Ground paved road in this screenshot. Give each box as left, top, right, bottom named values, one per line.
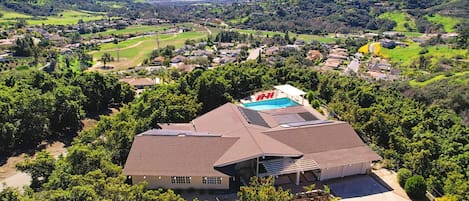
left=328, top=175, right=410, bottom=201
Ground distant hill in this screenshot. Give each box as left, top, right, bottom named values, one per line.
left=0, top=0, right=148, bottom=17
left=192, top=0, right=468, bottom=34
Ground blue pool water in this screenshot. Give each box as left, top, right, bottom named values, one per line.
left=243, top=97, right=299, bottom=111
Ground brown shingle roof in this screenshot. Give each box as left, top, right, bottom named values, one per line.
left=119, top=78, right=157, bottom=86
left=265, top=122, right=382, bottom=167
left=192, top=103, right=303, bottom=167
left=303, top=146, right=381, bottom=168
left=266, top=122, right=364, bottom=153
left=122, top=135, right=238, bottom=176
left=124, top=103, right=381, bottom=177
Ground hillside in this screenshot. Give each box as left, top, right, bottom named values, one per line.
left=194, top=0, right=468, bottom=34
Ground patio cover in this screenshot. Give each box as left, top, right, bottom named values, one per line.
left=274, top=84, right=306, bottom=97
left=259, top=158, right=320, bottom=177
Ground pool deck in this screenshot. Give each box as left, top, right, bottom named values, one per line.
left=239, top=90, right=327, bottom=120
left=241, top=90, right=309, bottom=106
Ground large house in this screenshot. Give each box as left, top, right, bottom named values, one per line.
left=123, top=101, right=381, bottom=190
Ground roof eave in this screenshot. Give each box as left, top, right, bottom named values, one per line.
left=213, top=153, right=303, bottom=168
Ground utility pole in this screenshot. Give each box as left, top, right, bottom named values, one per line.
left=117, top=46, right=120, bottom=62
left=156, top=31, right=160, bottom=51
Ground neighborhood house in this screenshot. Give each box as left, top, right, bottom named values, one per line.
left=123, top=87, right=382, bottom=190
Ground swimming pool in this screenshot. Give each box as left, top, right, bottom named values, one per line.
left=243, top=97, right=299, bottom=111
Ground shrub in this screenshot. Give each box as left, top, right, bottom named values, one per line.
left=311, top=100, right=320, bottom=109
left=397, top=168, right=412, bottom=187
left=306, top=91, right=315, bottom=103
left=405, top=175, right=427, bottom=199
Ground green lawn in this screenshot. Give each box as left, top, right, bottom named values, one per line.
left=410, top=71, right=469, bottom=87
left=0, top=10, right=32, bottom=19
left=82, top=25, right=172, bottom=37
left=0, top=9, right=104, bottom=25
left=235, top=29, right=337, bottom=43
left=28, top=10, right=104, bottom=25
left=296, top=33, right=338, bottom=43
left=402, top=32, right=424, bottom=37
left=378, top=11, right=416, bottom=32
left=229, top=16, right=249, bottom=25
left=425, top=14, right=461, bottom=32
left=91, top=31, right=208, bottom=69
left=380, top=43, right=468, bottom=66
left=99, top=34, right=173, bottom=50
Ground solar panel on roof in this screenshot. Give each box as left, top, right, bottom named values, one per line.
left=282, top=120, right=332, bottom=128
left=273, top=114, right=305, bottom=124
left=298, top=112, right=319, bottom=121
left=238, top=107, right=270, bottom=128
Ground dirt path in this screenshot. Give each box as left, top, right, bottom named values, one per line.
left=204, top=26, right=212, bottom=35
left=0, top=116, right=103, bottom=191
left=89, top=41, right=145, bottom=55
left=0, top=142, right=66, bottom=191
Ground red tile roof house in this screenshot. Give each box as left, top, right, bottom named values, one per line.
left=123, top=103, right=381, bottom=190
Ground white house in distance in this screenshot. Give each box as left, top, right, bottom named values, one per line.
left=123, top=85, right=381, bottom=190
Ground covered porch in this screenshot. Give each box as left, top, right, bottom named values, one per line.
left=274, top=84, right=307, bottom=105
left=258, top=158, right=320, bottom=186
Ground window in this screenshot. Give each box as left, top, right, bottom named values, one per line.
left=171, top=176, right=191, bottom=184
left=202, top=177, right=222, bottom=184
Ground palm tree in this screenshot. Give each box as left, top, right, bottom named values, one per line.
left=101, top=53, right=114, bottom=68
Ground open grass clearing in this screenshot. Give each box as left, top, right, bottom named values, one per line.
left=91, top=31, right=208, bottom=70
left=28, top=10, right=104, bottom=25
left=0, top=10, right=32, bottom=19
left=82, top=25, right=173, bottom=37
left=0, top=9, right=104, bottom=25
left=380, top=43, right=468, bottom=66
left=378, top=11, right=416, bottom=32
left=235, top=29, right=337, bottom=43
left=425, top=14, right=461, bottom=32
left=409, top=71, right=469, bottom=87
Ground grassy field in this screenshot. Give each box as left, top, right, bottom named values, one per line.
left=380, top=43, right=468, bottom=66
left=29, top=10, right=104, bottom=25
left=229, top=16, right=249, bottom=25
left=91, top=31, right=209, bottom=70
left=235, top=29, right=338, bottom=43
left=402, top=32, right=424, bottom=37
left=425, top=14, right=461, bottom=32
left=0, top=10, right=32, bottom=19
left=378, top=11, right=416, bottom=32
left=0, top=9, right=104, bottom=25
left=82, top=25, right=173, bottom=37
left=409, top=71, right=469, bottom=87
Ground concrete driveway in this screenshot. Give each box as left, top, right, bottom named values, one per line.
left=327, top=175, right=409, bottom=201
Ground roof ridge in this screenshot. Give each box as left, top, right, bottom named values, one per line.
left=233, top=104, right=303, bottom=157
left=230, top=104, right=264, bottom=153
left=265, top=120, right=346, bottom=133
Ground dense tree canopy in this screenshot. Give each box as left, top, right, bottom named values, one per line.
left=1, top=60, right=468, bottom=200
left=238, top=176, right=293, bottom=201
left=0, top=70, right=134, bottom=155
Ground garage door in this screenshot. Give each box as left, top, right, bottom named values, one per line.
left=321, top=166, right=343, bottom=180
left=343, top=163, right=363, bottom=177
